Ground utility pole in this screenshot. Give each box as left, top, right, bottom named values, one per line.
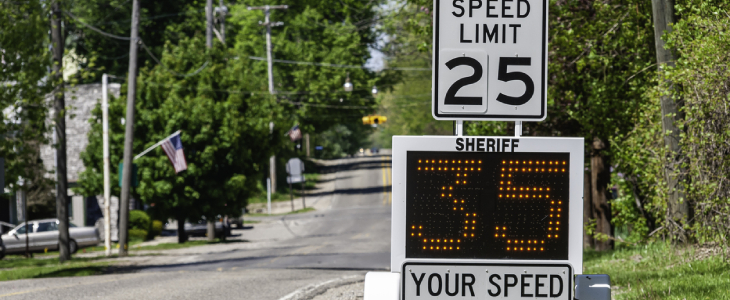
left=51, top=0, right=71, bottom=262
left=651, top=0, right=690, bottom=237
left=250, top=5, right=287, bottom=197
left=215, top=0, right=228, bottom=44
left=119, top=0, right=141, bottom=257
left=206, top=0, right=216, bottom=242
left=248, top=5, right=288, bottom=94
left=102, top=74, right=112, bottom=256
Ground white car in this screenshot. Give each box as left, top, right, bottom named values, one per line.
left=0, top=219, right=100, bottom=259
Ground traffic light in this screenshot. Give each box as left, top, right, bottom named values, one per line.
left=362, top=115, right=388, bottom=125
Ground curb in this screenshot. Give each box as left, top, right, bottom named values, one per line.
left=278, top=275, right=365, bottom=300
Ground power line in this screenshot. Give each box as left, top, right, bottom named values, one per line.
left=65, top=10, right=209, bottom=78
left=248, top=56, right=429, bottom=71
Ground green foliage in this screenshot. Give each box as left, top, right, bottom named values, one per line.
left=128, top=210, right=151, bottom=231
left=148, top=220, right=163, bottom=239
left=66, top=0, right=198, bottom=82
left=372, top=3, right=451, bottom=148
left=663, top=1, right=730, bottom=247
left=0, top=2, right=54, bottom=197
left=127, top=228, right=148, bottom=242
left=229, top=0, right=384, bottom=139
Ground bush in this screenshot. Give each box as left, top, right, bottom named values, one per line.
left=129, top=210, right=151, bottom=232
left=147, top=220, right=163, bottom=240
left=128, top=228, right=148, bottom=242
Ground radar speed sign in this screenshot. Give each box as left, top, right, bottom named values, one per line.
left=433, top=0, right=548, bottom=121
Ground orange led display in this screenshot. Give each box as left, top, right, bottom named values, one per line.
left=408, top=152, right=570, bottom=259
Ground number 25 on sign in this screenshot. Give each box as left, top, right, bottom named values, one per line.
left=433, top=0, right=548, bottom=121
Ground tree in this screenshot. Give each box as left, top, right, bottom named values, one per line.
left=66, top=0, right=199, bottom=82
left=230, top=0, right=385, bottom=143
left=372, top=3, right=452, bottom=148
left=401, top=0, right=658, bottom=250
left=0, top=2, right=54, bottom=226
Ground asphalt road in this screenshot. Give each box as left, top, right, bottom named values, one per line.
left=0, top=154, right=392, bottom=300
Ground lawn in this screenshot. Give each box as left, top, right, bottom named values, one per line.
left=0, top=256, right=108, bottom=281
left=584, top=242, right=730, bottom=299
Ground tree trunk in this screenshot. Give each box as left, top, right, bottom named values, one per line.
left=51, top=1, right=71, bottom=262
left=207, top=220, right=215, bottom=242
left=583, top=170, right=594, bottom=249
left=177, top=215, right=187, bottom=244
left=651, top=0, right=691, bottom=238
left=591, top=137, right=612, bottom=251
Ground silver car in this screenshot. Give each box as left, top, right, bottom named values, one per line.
left=0, top=219, right=100, bottom=259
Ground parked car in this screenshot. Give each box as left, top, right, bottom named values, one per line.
left=0, top=221, right=14, bottom=235
left=0, top=219, right=100, bottom=259
left=163, top=219, right=224, bottom=237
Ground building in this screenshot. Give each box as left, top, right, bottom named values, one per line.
left=0, top=82, right=121, bottom=228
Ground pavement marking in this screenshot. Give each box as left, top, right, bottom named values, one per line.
left=381, top=157, right=391, bottom=206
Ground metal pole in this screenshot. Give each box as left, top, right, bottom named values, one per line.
left=265, top=7, right=274, bottom=94
left=301, top=182, right=305, bottom=209
left=289, top=181, right=294, bottom=212
left=102, top=74, right=112, bottom=256
left=267, top=178, right=271, bottom=215
left=454, top=120, right=463, bottom=136
left=514, top=121, right=522, bottom=137
left=119, top=0, right=141, bottom=257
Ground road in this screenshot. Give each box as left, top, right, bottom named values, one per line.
left=0, top=154, right=392, bottom=300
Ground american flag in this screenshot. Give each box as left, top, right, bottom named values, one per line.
left=288, top=125, right=302, bottom=142
left=160, top=132, right=188, bottom=173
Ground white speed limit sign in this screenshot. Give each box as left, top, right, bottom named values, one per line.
left=432, top=0, right=548, bottom=121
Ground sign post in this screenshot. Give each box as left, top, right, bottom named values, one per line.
left=286, top=158, right=306, bottom=211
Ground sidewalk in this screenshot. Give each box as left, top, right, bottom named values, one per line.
left=247, top=158, right=340, bottom=215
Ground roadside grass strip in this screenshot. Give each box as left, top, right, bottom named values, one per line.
left=0, top=257, right=108, bottom=281
left=584, top=242, right=730, bottom=299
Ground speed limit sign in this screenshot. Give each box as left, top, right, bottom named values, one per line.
left=432, top=0, right=548, bottom=121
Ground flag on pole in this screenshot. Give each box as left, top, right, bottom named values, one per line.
left=288, top=125, right=302, bottom=142
left=160, top=132, right=188, bottom=173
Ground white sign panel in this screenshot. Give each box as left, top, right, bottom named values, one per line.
left=433, top=0, right=548, bottom=121
left=402, top=263, right=572, bottom=300
left=391, top=136, right=584, bottom=274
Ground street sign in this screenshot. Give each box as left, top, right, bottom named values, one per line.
left=391, top=136, right=584, bottom=277
left=432, top=0, right=548, bottom=121
left=402, top=262, right=572, bottom=300
left=286, top=158, right=304, bottom=176
left=287, top=175, right=305, bottom=184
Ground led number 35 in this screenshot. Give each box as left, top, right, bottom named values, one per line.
left=444, top=57, right=535, bottom=106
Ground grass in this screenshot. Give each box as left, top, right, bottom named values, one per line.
left=248, top=173, right=319, bottom=204
left=0, top=256, right=109, bottom=281
left=246, top=207, right=315, bottom=217
left=584, top=242, right=730, bottom=299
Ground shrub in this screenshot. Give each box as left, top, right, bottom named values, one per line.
left=128, top=228, right=148, bottom=242
left=147, top=220, right=163, bottom=240
left=129, top=210, right=151, bottom=232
